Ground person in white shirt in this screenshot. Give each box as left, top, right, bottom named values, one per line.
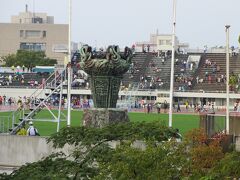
left=27, top=121, right=39, bottom=136
left=8, top=74, right=12, bottom=84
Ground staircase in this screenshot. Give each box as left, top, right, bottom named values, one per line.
left=0, top=68, right=66, bottom=135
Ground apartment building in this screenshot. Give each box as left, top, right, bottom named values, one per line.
left=0, top=5, right=68, bottom=64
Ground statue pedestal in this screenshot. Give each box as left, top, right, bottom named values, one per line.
left=82, top=108, right=129, bottom=128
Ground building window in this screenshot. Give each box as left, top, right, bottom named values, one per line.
left=20, top=43, right=46, bottom=51
left=43, top=31, right=47, bottom=38
left=32, top=17, right=43, bottom=24
left=166, top=40, right=172, bottom=45
left=20, top=30, right=24, bottom=38
left=159, top=40, right=166, bottom=45
left=25, top=30, right=41, bottom=38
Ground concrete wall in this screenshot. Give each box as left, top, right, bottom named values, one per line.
left=0, top=134, right=239, bottom=172
left=0, top=135, right=72, bottom=167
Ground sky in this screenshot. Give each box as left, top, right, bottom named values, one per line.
left=0, top=0, right=239, bottom=49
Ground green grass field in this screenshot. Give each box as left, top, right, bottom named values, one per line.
left=0, top=110, right=200, bottom=136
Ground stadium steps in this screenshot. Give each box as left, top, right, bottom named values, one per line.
left=144, top=56, right=172, bottom=90
left=122, top=52, right=154, bottom=88
left=173, top=54, right=190, bottom=90
left=8, top=73, right=52, bottom=87
left=192, top=53, right=240, bottom=92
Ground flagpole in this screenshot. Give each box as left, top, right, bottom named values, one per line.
left=67, top=0, right=72, bottom=127
left=225, top=25, right=230, bottom=134
left=169, top=0, right=177, bottom=127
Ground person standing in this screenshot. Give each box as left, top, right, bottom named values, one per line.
left=186, top=101, right=189, bottom=109
left=17, top=125, right=27, bottom=135
left=163, top=100, right=168, bottom=113
left=156, top=103, right=161, bottom=114
left=142, top=44, right=145, bottom=53
left=147, top=103, right=151, bottom=114
left=22, top=65, right=25, bottom=72
left=27, top=121, right=40, bottom=136
left=177, top=102, right=181, bottom=112
left=204, top=45, right=208, bottom=53
left=147, top=44, right=150, bottom=52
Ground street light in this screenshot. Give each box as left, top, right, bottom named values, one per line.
left=225, top=25, right=230, bottom=134
left=169, top=0, right=177, bottom=127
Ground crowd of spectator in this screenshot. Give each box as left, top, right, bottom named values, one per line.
left=0, top=94, right=94, bottom=111
left=195, top=58, right=226, bottom=85
left=0, top=95, right=15, bottom=106
left=137, top=50, right=173, bottom=90
left=0, top=72, right=44, bottom=87
left=139, top=74, right=165, bottom=89
left=71, top=70, right=89, bottom=89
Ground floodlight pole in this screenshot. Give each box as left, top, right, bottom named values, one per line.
left=169, top=0, right=177, bottom=127
left=225, top=25, right=230, bottom=134
left=67, top=0, right=72, bottom=127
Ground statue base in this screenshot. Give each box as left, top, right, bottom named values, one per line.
left=82, top=108, right=129, bottom=128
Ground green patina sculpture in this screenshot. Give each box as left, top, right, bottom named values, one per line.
left=79, top=45, right=133, bottom=108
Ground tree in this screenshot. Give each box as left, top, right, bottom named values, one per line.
left=229, top=74, right=238, bottom=91
left=184, top=129, right=224, bottom=178
left=1, top=124, right=236, bottom=179
left=1, top=122, right=185, bottom=180
left=238, top=35, right=240, bottom=46
left=206, top=151, right=240, bottom=179
left=2, top=50, right=57, bottom=67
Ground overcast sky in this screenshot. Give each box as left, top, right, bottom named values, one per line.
left=1, top=0, right=239, bottom=49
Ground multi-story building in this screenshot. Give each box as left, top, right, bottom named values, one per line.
left=135, top=30, right=189, bottom=53
left=0, top=5, right=68, bottom=64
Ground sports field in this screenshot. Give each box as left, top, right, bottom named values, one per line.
left=0, top=110, right=200, bottom=136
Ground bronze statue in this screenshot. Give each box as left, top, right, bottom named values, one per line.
left=79, top=45, right=133, bottom=108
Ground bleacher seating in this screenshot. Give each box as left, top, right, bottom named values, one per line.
left=142, top=55, right=171, bottom=90
left=1, top=52, right=240, bottom=93
left=192, top=53, right=239, bottom=92
left=122, top=52, right=154, bottom=88
left=0, top=72, right=53, bottom=87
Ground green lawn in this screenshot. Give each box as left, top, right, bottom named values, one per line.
left=0, top=110, right=200, bottom=136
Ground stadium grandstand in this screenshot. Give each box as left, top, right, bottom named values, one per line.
left=0, top=49, right=240, bottom=111
left=0, top=29, right=240, bottom=137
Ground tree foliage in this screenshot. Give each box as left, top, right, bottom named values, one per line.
left=229, top=74, right=238, bottom=86
left=1, top=123, right=239, bottom=179
left=184, top=129, right=224, bottom=178
left=2, top=50, right=57, bottom=67
left=206, top=151, right=240, bottom=179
